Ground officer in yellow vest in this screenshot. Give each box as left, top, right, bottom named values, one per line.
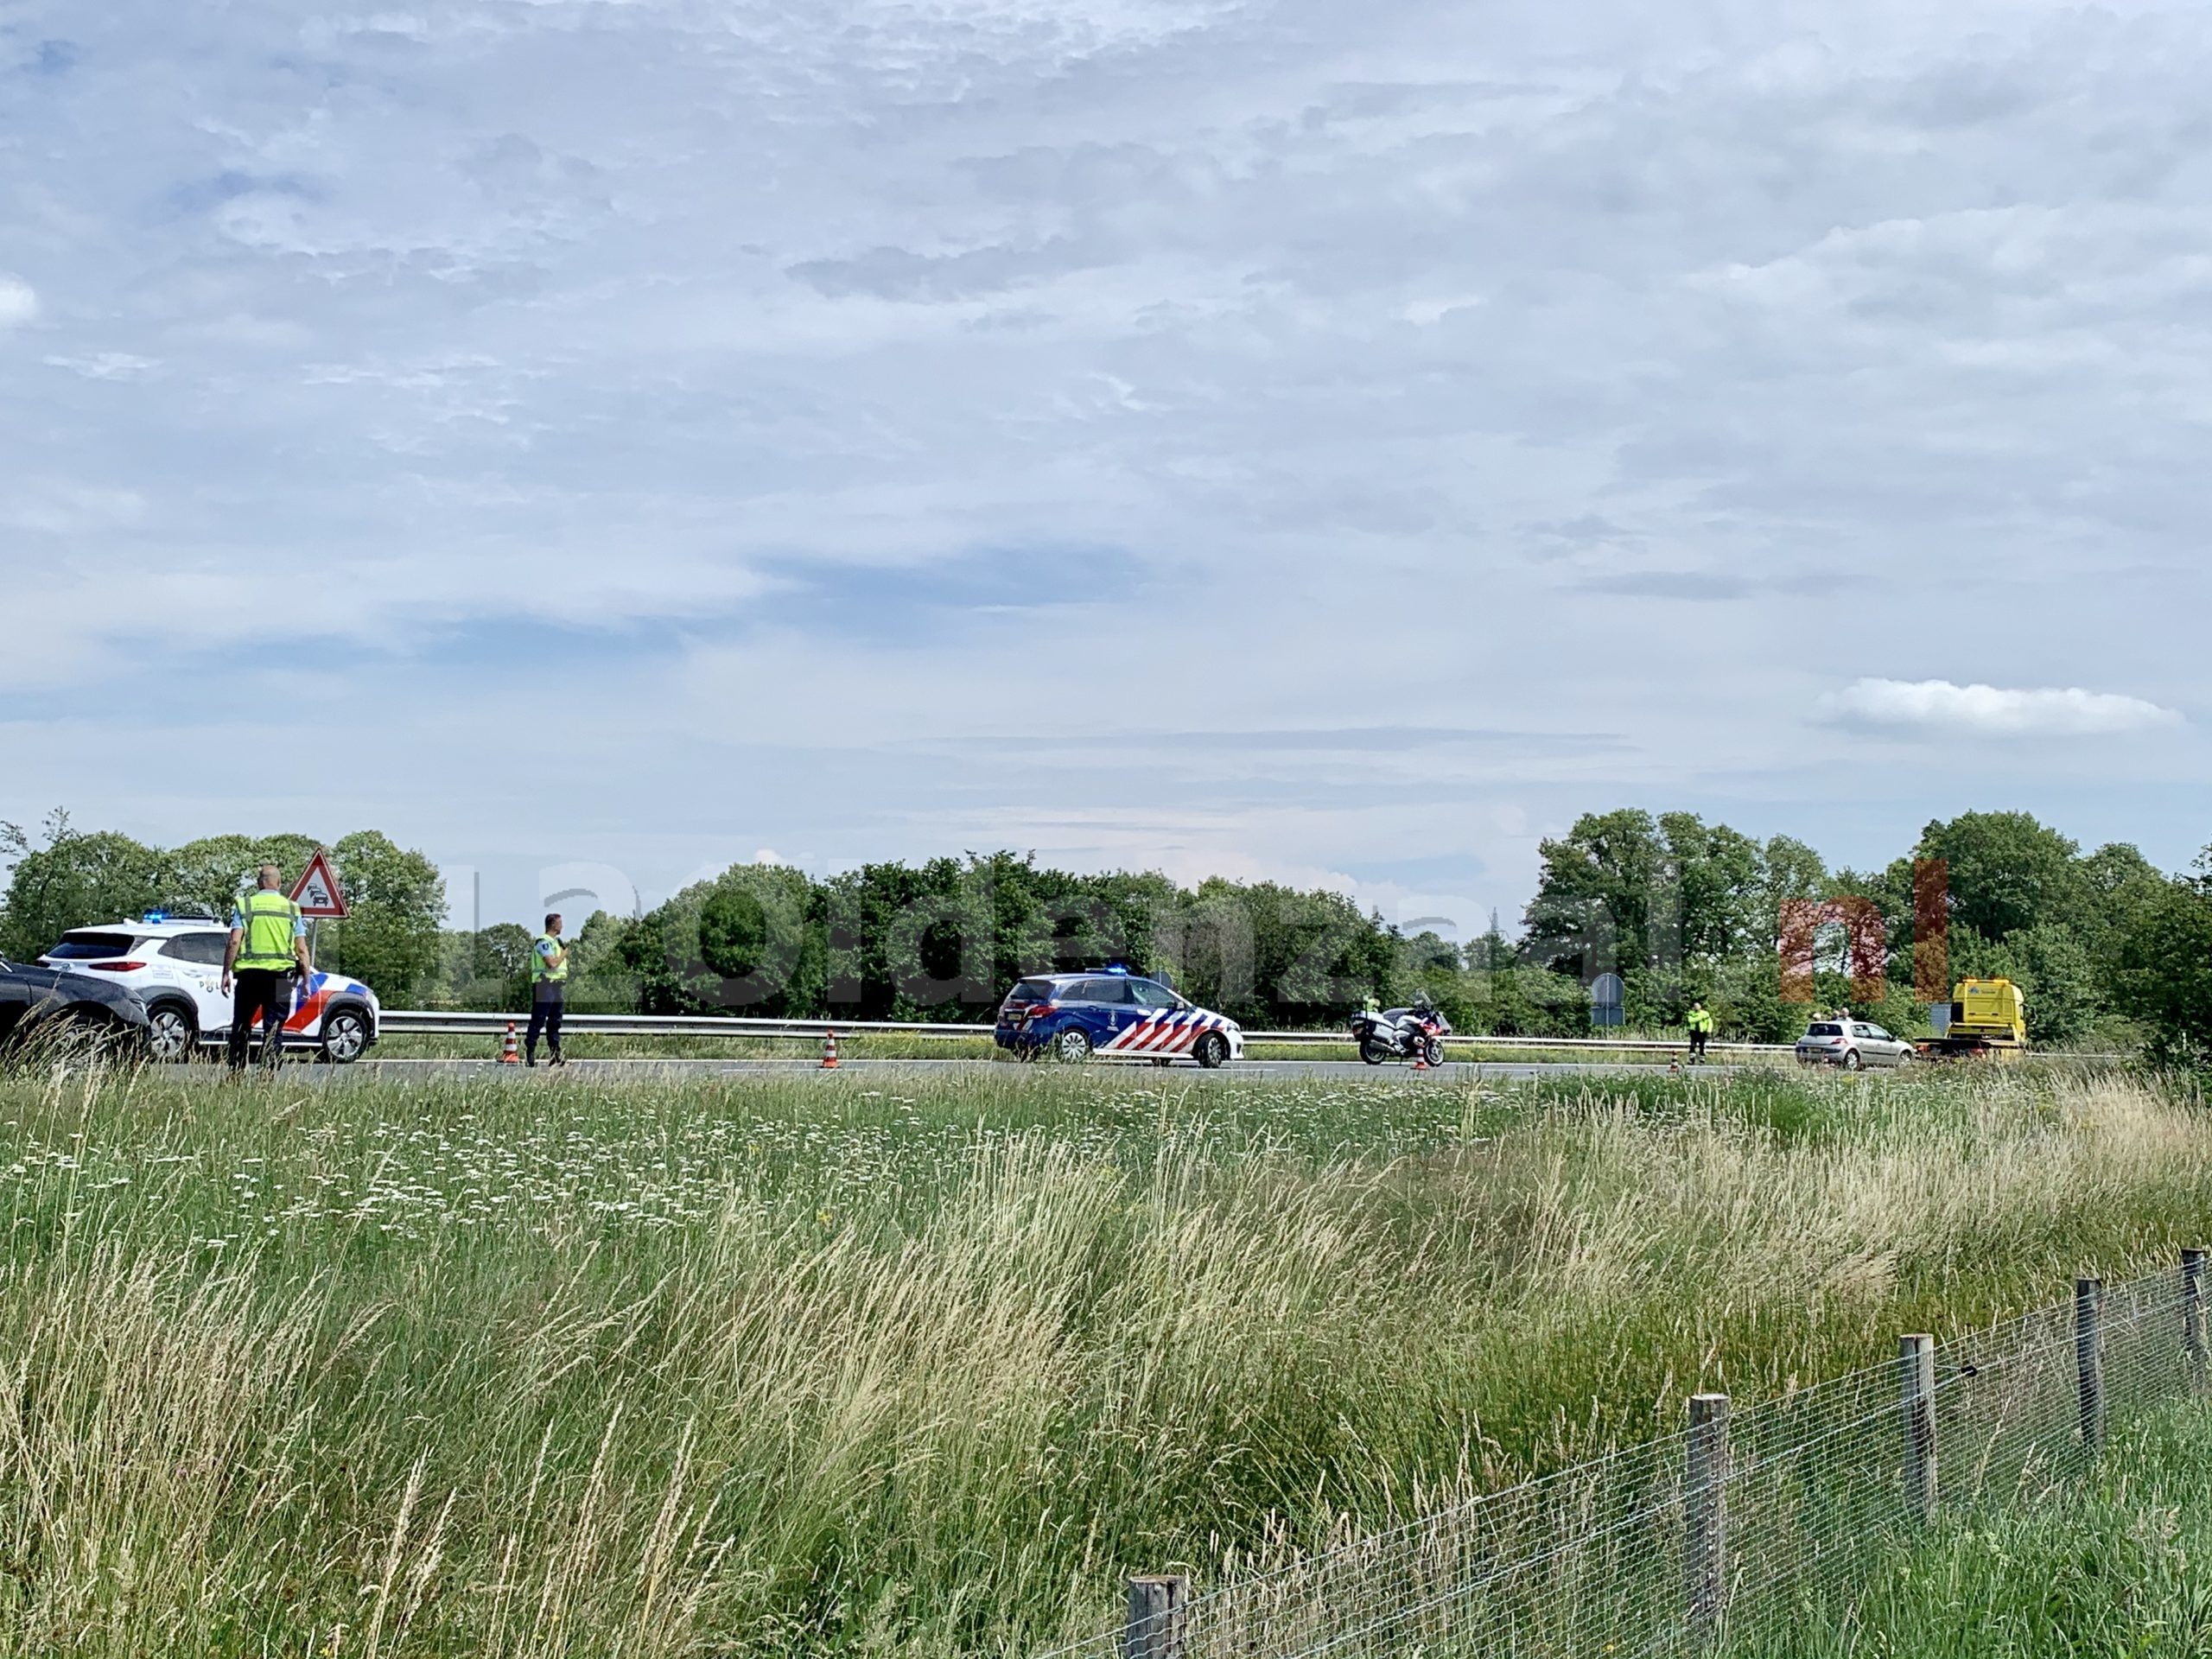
left=1686, top=999, right=1715, bottom=1064
left=526, top=912, right=569, bottom=1067
left=223, top=864, right=309, bottom=1071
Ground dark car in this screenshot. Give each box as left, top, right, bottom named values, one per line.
left=0, top=953, right=151, bottom=1057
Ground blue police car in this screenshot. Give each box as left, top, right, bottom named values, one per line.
left=995, top=968, right=1243, bottom=1067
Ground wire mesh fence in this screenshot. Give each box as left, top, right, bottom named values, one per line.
left=1039, top=1255, right=2211, bottom=1659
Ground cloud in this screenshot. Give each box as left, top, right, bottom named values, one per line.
left=9, top=0, right=2212, bottom=922
left=44, top=352, right=160, bottom=380
left=1820, top=678, right=2184, bottom=738
left=0, top=276, right=35, bottom=328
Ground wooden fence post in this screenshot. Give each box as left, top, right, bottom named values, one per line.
left=2184, top=1248, right=2208, bottom=1397
left=1899, top=1333, right=1936, bottom=1524
left=1125, top=1574, right=1188, bottom=1659
left=2075, top=1277, right=2104, bottom=1461
left=1686, top=1393, right=1730, bottom=1638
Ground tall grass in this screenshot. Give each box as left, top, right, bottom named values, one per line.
left=1728, top=1400, right=2212, bottom=1657
left=0, top=1061, right=2201, bottom=1655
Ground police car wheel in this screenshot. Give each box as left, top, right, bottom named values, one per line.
left=146, top=1002, right=197, bottom=1064
left=1054, top=1028, right=1092, bottom=1063
left=319, top=1009, right=370, bottom=1065
left=1194, top=1031, right=1230, bottom=1070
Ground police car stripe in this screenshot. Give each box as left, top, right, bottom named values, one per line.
left=1119, top=1019, right=1160, bottom=1052
left=284, top=982, right=333, bottom=1033
left=1080, top=1001, right=1236, bottom=1058
left=1140, top=1017, right=1187, bottom=1052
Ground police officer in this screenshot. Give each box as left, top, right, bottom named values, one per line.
left=223, top=864, right=308, bottom=1071
left=1686, top=999, right=1715, bottom=1063
left=526, top=912, right=568, bottom=1067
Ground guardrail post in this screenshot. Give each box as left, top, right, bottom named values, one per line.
left=2075, top=1277, right=2104, bottom=1460
left=1900, top=1333, right=1936, bottom=1523
left=1125, top=1574, right=1188, bottom=1659
left=1686, top=1393, right=1729, bottom=1638
left=2185, top=1249, right=2209, bottom=1397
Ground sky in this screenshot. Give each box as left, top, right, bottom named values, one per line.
left=3, top=0, right=2208, bottom=933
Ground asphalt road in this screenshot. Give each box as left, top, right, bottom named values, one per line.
left=337, top=1057, right=1677, bottom=1082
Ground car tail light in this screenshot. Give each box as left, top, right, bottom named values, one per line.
left=1024, top=1003, right=1055, bottom=1022
left=85, top=961, right=147, bottom=973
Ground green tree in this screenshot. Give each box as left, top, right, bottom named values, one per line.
left=2076, top=842, right=2167, bottom=976
left=2006, top=923, right=2102, bottom=1046
left=162, top=833, right=321, bottom=918
left=0, top=811, right=166, bottom=958
left=563, top=911, right=639, bottom=1014
left=1462, top=916, right=1588, bottom=1036
left=1708, top=950, right=1802, bottom=1043
left=474, top=925, right=537, bottom=1008
left=2113, top=874, right=2212, bottom=1068
left=1524, top=809, right=1664, bottom=980
left=1659, top=812, right=1768, bottom=964
left=320, top=832, right=446, bottom=1001
left=1916, top=810, right=2088, bottom=944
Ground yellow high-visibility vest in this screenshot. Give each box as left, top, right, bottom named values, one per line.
left=236, top=890, right=302, bottom=972
left=531, top=935, right=569, bottom=984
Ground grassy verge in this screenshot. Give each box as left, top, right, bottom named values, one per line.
left=0, top=1062, right=2202, bottom=1655
left=1730, top=1402, right=2212, bottom=1656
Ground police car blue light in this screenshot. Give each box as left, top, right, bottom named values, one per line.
left=994, top=971, right=1243, bottom=1068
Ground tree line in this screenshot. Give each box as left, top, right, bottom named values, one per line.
left=6, top=806, right=2212, bottom=1056
left=0, top=812, right=444, bottom=995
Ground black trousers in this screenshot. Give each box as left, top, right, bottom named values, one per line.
left=1688, top=1029, right=1709, bottom=1059
left=229, top=969, right=294, bottom=1070
left=526, top=989, right=564, bottom=1062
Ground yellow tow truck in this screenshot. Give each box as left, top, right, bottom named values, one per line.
left=1919, top=977, right=2028, bottom=1061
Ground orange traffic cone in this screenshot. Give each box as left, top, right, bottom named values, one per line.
left=499, top=1023, right=520, bottom=1065
left=1412, top=1049, right=1430, bottom=1071
left=821, top=1029, right=840, bottom=1070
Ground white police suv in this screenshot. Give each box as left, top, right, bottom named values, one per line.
left=994, top=967, right=1243, bottom=1067
left=40, top=914, right=381, bottom=1064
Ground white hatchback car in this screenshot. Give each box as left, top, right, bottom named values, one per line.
left=1795, top=1018, right=1916, bottom=1070
left=41, top=917, right=381, bottom=1064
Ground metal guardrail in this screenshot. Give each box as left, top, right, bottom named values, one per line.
left=382, top=1010, right=998, bottom=1039
left=378, top=1009, right=1796, bottom=1053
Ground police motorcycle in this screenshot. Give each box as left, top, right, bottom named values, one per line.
left=1351, top=999, right=1451, bottom=1066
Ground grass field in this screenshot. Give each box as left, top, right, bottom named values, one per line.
left=0, top=1058, right=2202, bottom=1655
left=1730, top=1399, right=2212, bottom=1657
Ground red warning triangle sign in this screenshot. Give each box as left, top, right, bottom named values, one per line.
left=289, top=849, right=349, bottom=918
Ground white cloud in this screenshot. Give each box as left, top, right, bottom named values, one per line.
left=44, top=352, right=160, bottom=380
left=0, top=276, right=35, bottom=328
left=1821, top=678, right=2184, bottom=738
